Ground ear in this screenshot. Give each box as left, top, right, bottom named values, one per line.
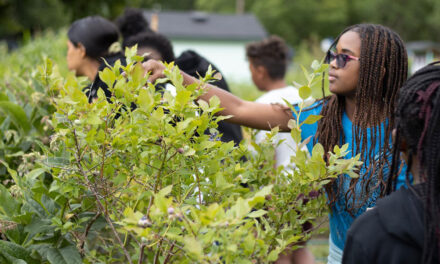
left=77, top=43, right=87, bottom=58
left=256, top=65, right=268, bottom=78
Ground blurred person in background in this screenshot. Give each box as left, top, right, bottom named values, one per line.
left=116, top=8, right=244, bottom=146
left=67, top=16, right=125, bottom=102
left=246, top=35, right=302, bottom=171
left=246, top=35, right=313, bottom=264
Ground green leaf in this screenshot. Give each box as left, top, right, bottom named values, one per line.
left=291, top=127, right=302, bottom=143
left=283, top=98, right=298, bottom=117
left=158, top=185, right=173, bottom=196
left=0, top=102, right=31, bottom=134
left=0, top=161, right=22, bottom=189
left=314, top=63, right=329, bottom=74
left=131, top=62, right=144, bottom=85
left=25, top=168, right=46, bottom=182
left=98, top=67, right=116, bottom=88
left=311, top=143, right=325, bottom=158
left=287, top=119, right=297, bottom=130
left=311, top=60, right=321, bottom=71
left=267, top=249, right=279, bottom=261
left=298, top=86, right=311, bottom=100
left=300, top=65, right=310, bottom=82
left=183, top=236, right=202, bottom=258
left=0, top=240, right=38, bottom=264
left=231, top=198, right=251, bottom=219
left=175, top=90, right=192, bottom=107
left=0, top=185, right=18, bottom=216
left=137, top=88, right=153, bottom=112
left=247, top=209, right=267, bottom=218
left=302, top=114, right=323, bottom=125
left=0, top=92, right=9, bottom=101
left=46, top=246, right=82, bottom=264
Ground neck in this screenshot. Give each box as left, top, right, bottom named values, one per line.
left=344, top=95, right=356, bottom=121
left=80, top=59, right=100, bottom=81
left=410, top=156, right=423, bottom=184
left=264, top=79, right=287, bottom=92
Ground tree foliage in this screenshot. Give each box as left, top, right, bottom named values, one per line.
left=196, top=0, right=440, bottom=44
left=1, top=0, right=439, bottom=45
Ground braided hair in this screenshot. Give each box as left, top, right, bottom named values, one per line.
left=388, top=62, right=440, bottom=263
left=315, top=24, right=408, bottom=213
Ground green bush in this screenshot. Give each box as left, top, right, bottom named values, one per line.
left=0, top=45, right=361, bottom=263
left=0, top=32, right=66, bottom=183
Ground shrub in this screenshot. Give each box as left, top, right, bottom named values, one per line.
left=0, top=46, right=361, bottom=263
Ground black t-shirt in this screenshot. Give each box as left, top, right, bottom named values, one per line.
left=343, top=185, right=438, bottom=264
left=86, top=53, right=126, bottom=102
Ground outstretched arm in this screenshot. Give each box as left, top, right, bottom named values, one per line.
left=143, top=60, right=293, bottom=131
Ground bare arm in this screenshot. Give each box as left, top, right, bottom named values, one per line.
left=143, top=60, right=293, bottom=131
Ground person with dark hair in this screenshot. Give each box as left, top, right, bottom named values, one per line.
left=342, top=62, right=440, bottom=264
left=116, top=8, right=174, bottom=63
left=115, top=8, right=153, bottom=41
left=124, top=32, right=175, bottom=63
left=67, top=16, right=125, bottom=102
left=246, top=35, right=302, bottom=171
left=116, top=8, right=244, bottom=146
left=142, top=23, right=410, bottom=263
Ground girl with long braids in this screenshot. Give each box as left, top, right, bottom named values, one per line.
left=343, top=62, right=440, bottom=264
left=142, top=24, right=409, bottom=263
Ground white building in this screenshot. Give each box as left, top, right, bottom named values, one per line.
left=143, top=10, right=268, bottom=83
left=406, top=41, right=440, bottom=73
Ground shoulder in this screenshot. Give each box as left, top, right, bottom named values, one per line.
left=348, top=207, right=382, bottom=239
left=344, top=189, right=423, bottom=264
left=343, top=208, right=382, bottom=263
left=256, top=86, right=300, bottom=104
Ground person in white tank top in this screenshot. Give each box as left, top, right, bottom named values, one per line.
left=247, top=36, right=303, bottom=173
left=246, top=36, right=314, bottom=264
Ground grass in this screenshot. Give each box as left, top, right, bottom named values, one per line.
left=309, top=238, right=329, bottom=263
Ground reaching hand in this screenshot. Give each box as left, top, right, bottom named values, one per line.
left=142, top=60, right=166, bottom=83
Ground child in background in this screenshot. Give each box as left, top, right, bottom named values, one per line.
left=116, top=8, right=244, bottom=146
left=246, top=35, right=302, bottom=172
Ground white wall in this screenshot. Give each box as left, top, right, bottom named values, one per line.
left=172, top=40, right=252, bottom=83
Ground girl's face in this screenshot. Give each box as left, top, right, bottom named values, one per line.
left=328, top=31, right=361, bottom=98
left=66, top=40, right=85, bottom=74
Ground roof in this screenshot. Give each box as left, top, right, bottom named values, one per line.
left=406, top=41, right=440, bottom=52
left=143, top=10, right=267, bottom=41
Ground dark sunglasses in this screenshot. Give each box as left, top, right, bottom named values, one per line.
left=325, top=50, right=360, bottom=68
